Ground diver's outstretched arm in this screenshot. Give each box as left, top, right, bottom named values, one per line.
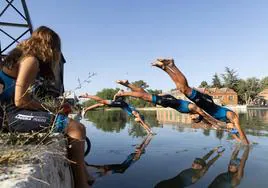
left=80, top=94, right=110, bottom=105
left=132, top=111, right=153, bottom=134
left=227, top=111, right=250, bottom=145
left=83, top=103, right=105, bottom=113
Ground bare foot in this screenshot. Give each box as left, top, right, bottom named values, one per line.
left=151, top=58, right=174, bottom=69
left=116, top=80, right=129, bottom=86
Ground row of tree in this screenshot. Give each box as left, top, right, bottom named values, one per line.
left=199, top=67, right=268, bottom=104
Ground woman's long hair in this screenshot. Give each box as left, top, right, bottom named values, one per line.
left=3, top=26, right=61, bottom=79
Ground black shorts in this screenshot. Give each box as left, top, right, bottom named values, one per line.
left=152, top=94, right=191, bottom=113
left=6, top=105, right=55, bottom=132
left=152, top=94, right=178, bottom=108
left=187, top=89, right=215, bottom=112
left=108, top=100, right=128, bottom=108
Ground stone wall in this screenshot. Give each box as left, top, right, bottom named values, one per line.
left=0, top=134, right=73, bottom=188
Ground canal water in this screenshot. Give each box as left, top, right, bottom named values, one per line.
left=83, top=109, right=268, bottom=188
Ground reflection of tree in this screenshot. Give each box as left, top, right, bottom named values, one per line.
left=128, top=119, right=147, bottom=137
left=85, top=110, right=127, bottom=133
left=215, top=129, right=224, bottom=140
left=128, top=111, right=159, bottom=137
left=139, top=111, right=159, bottom=128
left=176, top=126, right=185, bottom=132
left=85, top=110, right=160, bottom=136
left=239, top=112, right=268, bottom=137
left=203, top=129, right=211, bottom=136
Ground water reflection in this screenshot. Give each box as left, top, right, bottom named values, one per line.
left=86, top=134, right=153, bottom=182
left=85, top=110, right=127, bottom=133
left=208, top=145, right=250, bottom=188
left=155, top=146, right=225, bottom=188
left=85, top=109, right=268, bottom=139
left=84, top=109, right=268, bottom=188
left=247, top=109, right=268, bottom=123
left=85, top=110, right=160, bottom=137
left=157, top=108, right=268, bottom=137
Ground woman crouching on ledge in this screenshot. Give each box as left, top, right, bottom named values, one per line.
left=1, top=26, right=90, bottom=188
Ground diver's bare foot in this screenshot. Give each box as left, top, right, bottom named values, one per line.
left=116, top=80, right=129, bottom=86
left=151, top=58, right=174, bottom=70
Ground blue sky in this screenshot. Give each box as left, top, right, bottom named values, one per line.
left=2, top=0, right=268, bottom=94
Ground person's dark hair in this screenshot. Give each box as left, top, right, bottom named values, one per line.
left=194, top=158, right=206, bottom=167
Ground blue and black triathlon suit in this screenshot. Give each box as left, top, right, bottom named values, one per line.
left=208, top=172, right=237, bottom=188
left=0, top=70, right=68, bottom=133
left=152, top=94, right=191, bottom=113
left=155, top=168, right=202, bottom=188
left=103, top=153, right=138, bottom=174
left=107, top=98, right=144, bottom=120
left=187, top=89, right=232, bottom=122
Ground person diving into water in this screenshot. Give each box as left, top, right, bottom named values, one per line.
left=151, top=58, right=249, bottom=145
left=115, top=80, right=221, bottom=129
left=79, top=93, right=153, bottom=134
left=155, top=146, right=225, bottom=188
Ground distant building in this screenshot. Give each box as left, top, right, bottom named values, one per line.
left=167, top=87, right=238, bottom=105
left=253, top=88, right=268, bottom=106
left=258, top=89, right=268, bottom=101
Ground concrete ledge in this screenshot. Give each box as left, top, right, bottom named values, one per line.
left=0, top=134, right=73, bottom=188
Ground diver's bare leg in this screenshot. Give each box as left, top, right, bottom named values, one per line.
left=152, top=58, right=192, bottom=96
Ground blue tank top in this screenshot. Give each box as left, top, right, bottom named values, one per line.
left=0, top=70, right=16, bottom=103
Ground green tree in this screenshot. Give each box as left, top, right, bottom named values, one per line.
left=199, top=81, right=209, bottom=88
left=147, top=89, right=162, bottom=95
left=244, top=77, right=261, bottom=104
left=85, top=110, right=127, bottom=133
left=260, top=76, right=268, bottom=90
left=82, top=99, right=97, bottom=107
left=221, top=67, right=239, bottom=90
left=96, top=88, right=120, bottom=100
left=236, top=78, right=261, bottom=104
left=236, top=79, right=247, bottom=104
left=211, top=73, right=222, bottom=88
left=131, top=80, right=149, bottom=90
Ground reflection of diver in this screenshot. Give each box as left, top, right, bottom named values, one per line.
left=155, top=146, right=225, bottom=188
left=86, top=134, right=153, bottom=179
left=208, top=145, right=250, bottom=188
